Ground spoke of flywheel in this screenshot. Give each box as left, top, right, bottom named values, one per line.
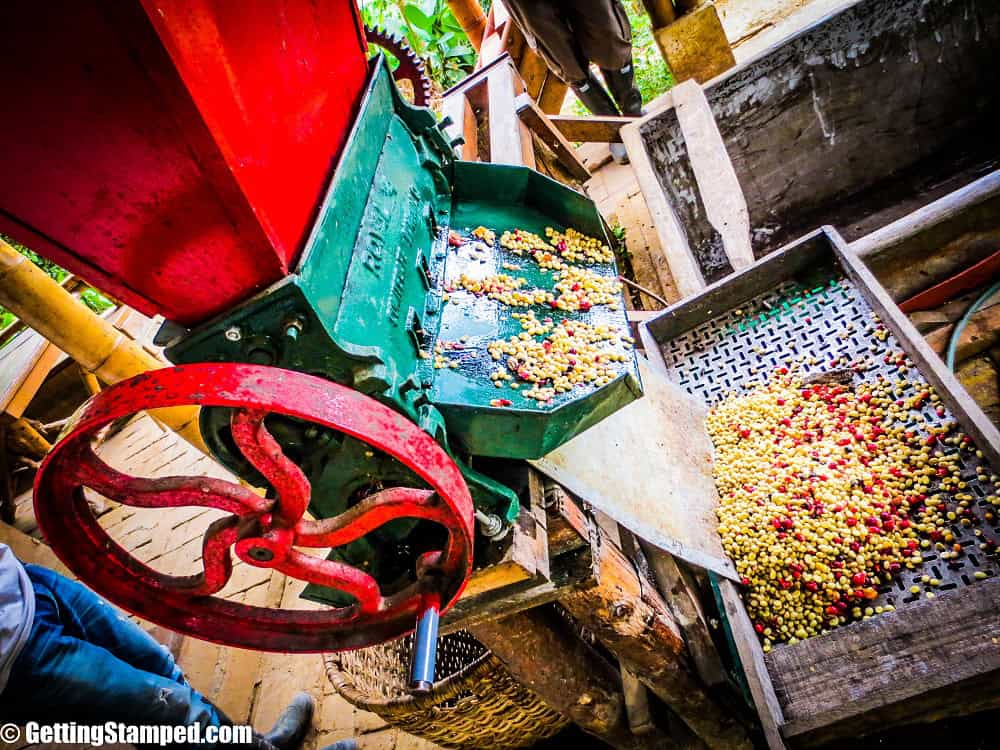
left=230, top=409, right=311, bottom=528
left=294, top=487, right=449, bottom=548
left=69, top=442, right=273, bottom=517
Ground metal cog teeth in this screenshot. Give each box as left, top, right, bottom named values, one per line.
left=364, top=25, right=433, bottom=108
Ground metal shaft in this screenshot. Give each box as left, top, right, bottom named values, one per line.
left=408, top=594, right=440, bottom=693
left=0, top=237, right=207, bottom=452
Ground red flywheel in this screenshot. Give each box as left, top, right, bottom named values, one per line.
left=34, top=363, right=474, bottom=653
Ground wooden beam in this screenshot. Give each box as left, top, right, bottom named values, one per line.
left=641, top=0, right=676, bottom=27
left=471, top=606, right=675, bottom=750
left=768, top=578, right=1000, bottom=742
left=5, top=341, right=63, bottom=418
left=671, top=80, right=753, bottom=272
left=1, top=414, right=52, bottom=459
left=652, top=4, right=735, bottom=85
left=515, top=94, right=590, bottom=182
left=548, top=114, right=633, bottom=143
left=716, top=580, right=786, bottom=750
left=560, top=531, right=752, bottom=750
left=537, top=74, right=569, bottom=115
left=446, top=0, right=487, bottom=51
left=441, top=470, right=577, bottom=632
left=621, top=665, right=657, bottom=736
left=638, top=540, right=728, bottom=688
left=621, top=109, right=707, bottom=298
left=486, top=57, right=535, bottom=167
left=79, top=362, right=101, bottom=395
left=519, top=47, right=549, bottom=100
left=542, top=478, right=591, bottom=556
left=461, top=507, right=543, bottom=599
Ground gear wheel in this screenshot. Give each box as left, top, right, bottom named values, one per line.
left=365, top=26, right=432, bottom=108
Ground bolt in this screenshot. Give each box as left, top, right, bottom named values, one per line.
left=283, top=316, right=306, bottom=341
left=247, top=547, right=274, bottom=562
left=224, top=326, right=242, bottom=342
left=475, top=510, right=508, bottom=541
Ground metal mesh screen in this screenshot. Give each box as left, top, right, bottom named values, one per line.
left=659, top=272, right=999, bottom=615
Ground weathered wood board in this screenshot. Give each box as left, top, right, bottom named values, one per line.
left=630, top=0, right=1000, bottom=284
left=530, top=356, right=736, bottom=579
left=767, top=577, right=1000, bottom=742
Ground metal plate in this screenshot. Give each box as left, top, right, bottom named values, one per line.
left=657, top=263, right=1000, bottom=616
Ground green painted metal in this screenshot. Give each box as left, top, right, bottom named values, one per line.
left=166, top=57, right=641, bottom=602
left=427, top=162, right=641, bottom=457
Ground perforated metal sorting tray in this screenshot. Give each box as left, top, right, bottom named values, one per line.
left=642, top=228, right=1000, bottom=620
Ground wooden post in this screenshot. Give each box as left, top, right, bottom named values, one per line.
left=538, top=74, right=569, bottom=115
left=560, top=533, right=752, bottom=750
left=446, top=0, right=487, bottom=51
left=470, top=607, right=676, bottom=750
left=637, top=539, right=728, bottom=688
left=79, top=363, right=102, bottom=396
left=487, top=57, right=535, bottom=167
left=642, top=0, right=676, bottom=27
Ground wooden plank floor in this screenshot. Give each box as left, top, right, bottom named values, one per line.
left=12, top=414, right=440, bottom=750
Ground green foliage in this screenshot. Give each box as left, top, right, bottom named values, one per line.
left=360, top=0, right=476, bottom=91
left=626, top=0, right=674, bottom=104
left=80, top=287, right=115, bottom=314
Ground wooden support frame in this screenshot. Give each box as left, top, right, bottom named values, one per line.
left=558, top=525, right=752, bottom=750
left=440, top=54, right=536, bottom=168
left=441, top=467, right=593, bottom=633
left=548, top=115, right=633, bottom=144
left=627, top=0, right=1000, bottom=296
left=514, top=93, right=590, bottom=182
left=470, top=605, right=676, bottom=750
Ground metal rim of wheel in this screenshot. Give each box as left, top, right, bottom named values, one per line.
left=33, top=363, right=474, bottom=652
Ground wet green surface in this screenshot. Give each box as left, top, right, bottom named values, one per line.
left=424, top=164, right=642, bottom=458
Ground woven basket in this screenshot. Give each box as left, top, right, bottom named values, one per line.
left=324, top=630, right=567, bottom=749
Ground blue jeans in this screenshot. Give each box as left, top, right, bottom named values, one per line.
left=1, top=565, right=228, bottom=744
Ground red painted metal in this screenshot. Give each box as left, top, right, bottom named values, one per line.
left=34, top=364, right=475, bottom=652
left=0, top=1, right=369, bottom=326
left=899, top=249, right=1000, bottom=313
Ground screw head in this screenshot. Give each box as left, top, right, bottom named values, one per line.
left=224, top=326, right=242, bottom=342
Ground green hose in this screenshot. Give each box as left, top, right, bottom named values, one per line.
left=945, top=279, right=1000, bottom=371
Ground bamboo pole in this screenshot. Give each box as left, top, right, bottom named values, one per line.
left=446, top=0, right=487, bottom=51
left=0, top=237, right=206, bottom=452
left=1, top=415, right=52, bottom=459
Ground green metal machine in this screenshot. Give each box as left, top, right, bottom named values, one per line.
left=165, top=59, right=642, bottom=606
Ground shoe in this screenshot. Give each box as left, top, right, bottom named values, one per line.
left=570, top=72, right=621, bottom=117
left=601, top=61, right=645, bottom=117
left=318, top=742, right=358, bottom=750
left=262, top=692, right=315, bottom=750
left=609, top=142, right=630, bottom=165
